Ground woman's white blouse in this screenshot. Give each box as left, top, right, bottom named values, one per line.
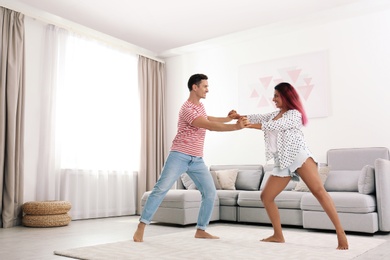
left=247, top=109, right=308, bottom=169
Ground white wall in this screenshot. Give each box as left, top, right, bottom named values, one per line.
left=164, top=8, right=390, bottom=166
left=21, top=6, right=390, bottom=202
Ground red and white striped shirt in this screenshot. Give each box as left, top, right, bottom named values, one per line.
left=170, top=100, right=207, bottom=157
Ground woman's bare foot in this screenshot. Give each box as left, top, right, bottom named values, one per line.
left=336, top=232, right=349, bottom=250
left=260, top=234, right=285, bottom=243
left=133, top=222, right=146, bottom=242
left=195, top=229, right=220, bottom=239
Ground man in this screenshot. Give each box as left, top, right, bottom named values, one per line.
left=133, top=74, right=248, bottom=242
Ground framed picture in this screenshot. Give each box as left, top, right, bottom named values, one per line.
left=238, top=50, right=329, bottom=118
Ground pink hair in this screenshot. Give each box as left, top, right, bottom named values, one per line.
left=275, top=82, right=308, bottom=125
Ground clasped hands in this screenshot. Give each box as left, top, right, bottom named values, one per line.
left=228, top=110, right=250, bottom=129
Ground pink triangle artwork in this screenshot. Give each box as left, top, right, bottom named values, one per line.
left=238, top=51, right=329, bottom=118
left=250, top=89, right=259, bottom=98
left=298, top=83, right=314, bottom=101
left=257, top=95, right=269, bottom=107
left=259, top=76, right=273, bottom=89
left=287, top=69, right=302, bottom=83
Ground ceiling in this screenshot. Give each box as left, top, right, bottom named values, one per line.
left=4, top=0, right=388, bottom=57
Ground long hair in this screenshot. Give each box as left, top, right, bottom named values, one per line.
left=275, top=82, right=308, bottom=125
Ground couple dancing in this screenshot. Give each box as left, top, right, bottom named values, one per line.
left=133, top=73, right=348, bottom=250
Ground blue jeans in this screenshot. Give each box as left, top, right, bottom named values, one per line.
left=140, top=151, right=216, bottom=230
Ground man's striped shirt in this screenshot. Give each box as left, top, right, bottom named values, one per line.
left=170, top=100, right=207, bottom=157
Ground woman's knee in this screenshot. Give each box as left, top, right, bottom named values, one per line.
left=260, top=192, right=275, bottom=204
left=311, top=186, right=328, bottom=200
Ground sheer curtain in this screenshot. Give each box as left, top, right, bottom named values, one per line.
left=36, top=25, right=67, bottom=201
left=37, top=25, right=138, bottom=219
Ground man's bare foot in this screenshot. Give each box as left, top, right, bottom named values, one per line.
left=133, top=222, right=146, bottom=242
left=260, top=235, right=285, bottom=243
left=194, top=229, right=220, bottom=239
left=336, top=232, right=349, bottom=250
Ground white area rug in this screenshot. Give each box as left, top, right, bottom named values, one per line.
left=54, top=225, right=385, bottom=259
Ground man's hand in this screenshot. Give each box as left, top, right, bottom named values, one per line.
left=228, top=110, right=241, bottom=120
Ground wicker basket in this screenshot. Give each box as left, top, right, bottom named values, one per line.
left=23, top=200, right=71, bottom=215
left=22, top=213, right=72, bottom=227
left=22, top=201, right=72, bottom=227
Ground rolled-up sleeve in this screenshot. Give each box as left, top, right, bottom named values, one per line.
left=261, top=110, right=302, bottom=131
left=247, top=112, right=274, bottom=124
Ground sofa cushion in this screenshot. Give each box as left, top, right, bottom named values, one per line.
left=358, top=165, right=375, bottom=195
left=301, top=192, right=376, bottom=213
left=238, top=190, right=305, bottom=209
left=210, top=171, right=222, bottom=190
left=324, top=170, right=360, bottom=192
left=235, top=170, right=263, bottom=191
left=327, top=147, right=390, bottom=170
left=215, top=169, right=239, bottom=190
left=217, top=190, right=241, bottom=206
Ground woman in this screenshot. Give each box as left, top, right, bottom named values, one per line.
left=232, top=82, right=348, bottom=250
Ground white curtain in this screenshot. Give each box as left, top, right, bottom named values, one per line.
left=37, top=25, right=138, bottom=219
left=36, top=25, right=67, bottom=201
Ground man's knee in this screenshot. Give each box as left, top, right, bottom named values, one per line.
left=201, top=188, right=216, bottom=200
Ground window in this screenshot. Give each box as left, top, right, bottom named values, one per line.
left=56, top=34, right=139, bottom=171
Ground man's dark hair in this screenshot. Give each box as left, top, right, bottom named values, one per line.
left=187, top=74, right=208, bottom=91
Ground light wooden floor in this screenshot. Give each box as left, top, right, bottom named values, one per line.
left=1, top=215, right=390, bottom=259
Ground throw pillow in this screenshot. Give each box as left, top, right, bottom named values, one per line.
left=358, top=165, right=375, bottom=194
left=235, top=170, right=263, bottom=191
left=180, top=173, right=197, bottom=190
left=215, top=169, right=239, bottom=190
left=324, top=169, right=360, bottom=192
left=210, top=171, right=222, bottom=190
left=294, top=166, right=329, bottom=192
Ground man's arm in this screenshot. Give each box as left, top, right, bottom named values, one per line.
left=207, top=115, right=232, bottom=123
left=192, top=116, right=248, bottom=131
left=207, top=109, right=238, bottom=123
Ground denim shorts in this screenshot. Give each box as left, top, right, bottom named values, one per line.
left=272, top=148, right=316, bottom=182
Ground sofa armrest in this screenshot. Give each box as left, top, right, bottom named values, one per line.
left=375, top=158, right=390, bottom=231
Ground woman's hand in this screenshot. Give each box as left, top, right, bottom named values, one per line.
left=236, top=116, right=250, bottom=129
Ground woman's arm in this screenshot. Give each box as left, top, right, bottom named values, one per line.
left=247, top=112, right=276, bottom=124
left=261, top=109, right=302, bottom=131
left=246, top=123, right=262, bottom=130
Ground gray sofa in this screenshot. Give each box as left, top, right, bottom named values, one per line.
left=141, top=147, right=390, bottom=234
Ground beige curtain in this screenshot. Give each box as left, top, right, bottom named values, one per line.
left=0, top=7, right=25, bottom=228
left=137, top=56, right=166, bottom=214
